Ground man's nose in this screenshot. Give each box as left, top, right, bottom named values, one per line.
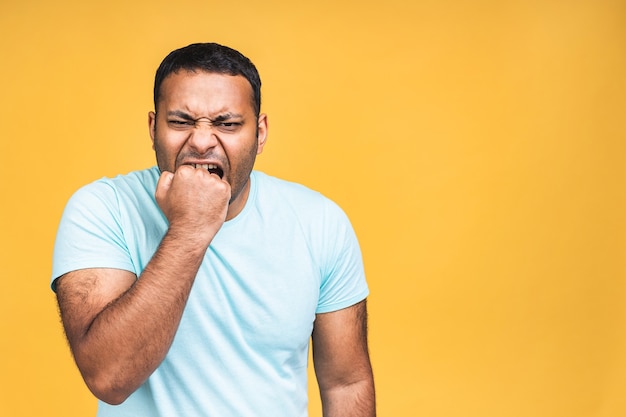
left=187, top=119, right=219, bottom=152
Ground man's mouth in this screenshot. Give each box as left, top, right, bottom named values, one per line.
left=192, top=163, right=224, bottom=179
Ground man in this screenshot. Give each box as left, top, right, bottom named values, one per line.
left=52, top=43, right=375, bottom=417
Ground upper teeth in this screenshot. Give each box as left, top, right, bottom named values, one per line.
left=193, top=163, right=217, bottom=171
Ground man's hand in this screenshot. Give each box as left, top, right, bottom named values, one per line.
left=156, top=166, right=231, bottom=243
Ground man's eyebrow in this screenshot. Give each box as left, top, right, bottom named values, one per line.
left=166, top=110, right=195, bottom=120
left=164, top=111, right=244, bottom=122
left=211, top=113, right=244, bottom=123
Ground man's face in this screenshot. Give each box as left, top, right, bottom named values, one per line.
left=149, top=70, right=267, bottom=215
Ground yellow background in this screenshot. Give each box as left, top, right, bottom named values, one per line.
left=1, top=0, right=625, bottom=416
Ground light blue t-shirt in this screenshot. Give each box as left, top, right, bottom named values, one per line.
left=52, top=167, right=369, bottom=417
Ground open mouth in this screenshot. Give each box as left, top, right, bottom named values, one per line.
left=192, top=163, right=224, bottom=179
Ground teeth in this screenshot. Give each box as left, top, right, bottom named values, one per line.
left=192, top=163, right=215, bottom=171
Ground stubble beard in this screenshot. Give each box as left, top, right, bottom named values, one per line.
left=152, top=133, right=259, bottom=207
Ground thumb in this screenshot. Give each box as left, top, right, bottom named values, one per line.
left=155, top=170, right=174, bottom=202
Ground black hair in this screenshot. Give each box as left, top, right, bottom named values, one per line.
left=153, top=43, right=261, bottom=116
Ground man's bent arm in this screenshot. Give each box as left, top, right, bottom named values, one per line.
left=55, top=168, right=230, bottom=405
left=312, top=300, right=376, bottom=417
left=57, top=228, right=209, bottom=404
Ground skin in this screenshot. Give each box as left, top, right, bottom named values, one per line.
left=55, top=70, right=375, bottom=415
left=314, top=300, right=376, bottom=416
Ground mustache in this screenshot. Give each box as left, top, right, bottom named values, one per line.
left=176, top=152, right=227, bottom=166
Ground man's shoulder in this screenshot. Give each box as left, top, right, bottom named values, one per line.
left=68, top=166, right=160, bottom=211
left=76, top=166, right=159, bottom=195
left=252, top=171, right=329, bottom=204
left=97, top=166, right=160, bottom=189
left=251, top=171, right=346, bottom=219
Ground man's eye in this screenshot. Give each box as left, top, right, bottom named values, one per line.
left=215, top=122, right=241, bottom=130
left=168, top=120, right=194, bottom=126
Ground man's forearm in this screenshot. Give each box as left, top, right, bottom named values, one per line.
left=321, top=378, right=376, bottom=417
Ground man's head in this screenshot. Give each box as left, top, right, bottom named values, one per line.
left=148, top=43, right=268, bottom=219
left=153, top=43, right=262, bottom=117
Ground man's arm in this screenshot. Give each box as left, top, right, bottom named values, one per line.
left=312, top=299, right=376, bottom=417
left=55, top=167, right=230, bottom=405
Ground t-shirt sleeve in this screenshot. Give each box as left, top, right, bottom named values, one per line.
left=316, top=200, right=369, bottom=314
left=51, top=180, right=136, bottom=291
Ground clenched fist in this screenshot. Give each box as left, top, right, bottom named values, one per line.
left=155, top=166, right=231, bottom=245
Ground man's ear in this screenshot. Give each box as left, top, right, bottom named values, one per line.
left=256, top=113, right=268, bottom=155
left=148, top=111, right=156, bottom=150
